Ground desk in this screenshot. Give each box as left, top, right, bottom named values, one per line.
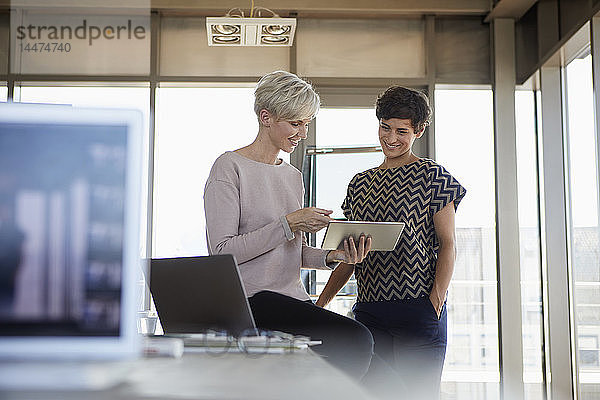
left=1, top=350, right=374, bottom=400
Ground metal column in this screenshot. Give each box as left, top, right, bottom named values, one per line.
left=492, top=17, right=525, bottom=400
left=539, top=63, right=576, bottom=400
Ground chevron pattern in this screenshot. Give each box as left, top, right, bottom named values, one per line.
left=342, top=159, right=466, bottom=302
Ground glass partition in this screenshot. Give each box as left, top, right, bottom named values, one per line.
left=17, top=84, right=152, bottom=312
left=305, top=107, right=382, bottom=314
left=307, top=150, right=383, bottom=314
left=152, top=86, right=288, bottom=258
left=565, top=53, right=600, bottom=398
left=515, top=89, right=545, bottom=400
left=315, top=108, right=379, bottom=148
left=18, top=84, right=151, bottom=258
left=435, top=88, right=500, bottom=400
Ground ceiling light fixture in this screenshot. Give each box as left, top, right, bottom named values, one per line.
left=206, top=5, right=296, bottom=47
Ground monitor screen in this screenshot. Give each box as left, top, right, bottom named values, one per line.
left=0, top=119, right=129, bottom=337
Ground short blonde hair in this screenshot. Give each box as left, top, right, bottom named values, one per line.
left=254, top=70, right=320, bottom=121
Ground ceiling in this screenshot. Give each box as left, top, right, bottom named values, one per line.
left=0, top=0, right=539, bottom=20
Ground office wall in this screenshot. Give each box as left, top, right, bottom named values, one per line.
left=160, top=17, right=290, bottom=77
left=296, top=18, right=425, bottom=78
left=158, top=16, right=490, bottom=84
left=0, top=13, right=8, bottom=76
left=9, top=10, right=150, bottom=75
left=435, top=17, right=490, bottom=84
left=0, top=13, right=495, bottom=84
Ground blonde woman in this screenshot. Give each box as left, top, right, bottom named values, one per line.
left=204, top=71, right=373, bottom=378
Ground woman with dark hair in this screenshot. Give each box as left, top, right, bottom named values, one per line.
left=316, top=86, right=466, bottom=399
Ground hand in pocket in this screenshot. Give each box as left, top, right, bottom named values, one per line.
left=428, top=292, right=442, bottom=320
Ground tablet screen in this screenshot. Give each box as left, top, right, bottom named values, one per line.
left=321, top=221, right=405, bottom=252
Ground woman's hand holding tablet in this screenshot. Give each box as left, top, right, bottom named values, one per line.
left=325, top=234, right=372, bottom=265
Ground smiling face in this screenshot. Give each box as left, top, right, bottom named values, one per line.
left=268, top=118, right=311, bottom=153
left=378, top=118, right=423, bottom=164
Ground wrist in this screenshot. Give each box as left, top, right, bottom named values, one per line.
left=326, top=250, right=335, bottom=264
left=430, top=286, right=445, bottom=308
left=281, top=215, right=295, bottom=241
left=315, top=292, right=332, bottom=308
left=326, top=250, right=344, bottom=264
left=429, top=292, right=441, bottom=315
left=429, top=291, right=437, bottom=301
left=285, top=214, right=298, bottom=232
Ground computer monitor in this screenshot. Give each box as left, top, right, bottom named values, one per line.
left=0, top=103, right=143, bottom=360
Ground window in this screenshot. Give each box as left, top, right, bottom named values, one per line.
left=315, top=108, right=379, bottom=147
left=515, top=89, right=545, bottom=400
left=435, top=88, right=500, bottom=400
left=565, top=53, right=600, bottom=395
left=16, top=84, right=151, bottom=311
left=307, top=106, right=382, bottom=314
left=0, top=85, right=6, bottom=101
left=579, top=336, right=600, bottom=367
left=17, top=84, right=151, bottom=254
left=152, top=86, right=289, bottom=258
left=309, top=151, right=383, bottom=313
left=447, top=335, right=473, bottom=366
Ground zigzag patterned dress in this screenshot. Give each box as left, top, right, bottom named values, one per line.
left=342, top=158, right=466, bottom=302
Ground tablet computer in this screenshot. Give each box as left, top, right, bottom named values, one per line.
left=321, top=221, right=405, bottom=251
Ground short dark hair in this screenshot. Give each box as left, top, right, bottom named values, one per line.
left=375, top=86, right=432, bottom=133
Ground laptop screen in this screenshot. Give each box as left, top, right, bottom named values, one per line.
left=0, top=119, right=129, bottom=337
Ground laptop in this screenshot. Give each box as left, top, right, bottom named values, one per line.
left=150, top=255, right=256, bottom=337
left=0, top=103, right=144, bottom=388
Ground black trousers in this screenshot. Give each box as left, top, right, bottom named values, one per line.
left=354, top=297, right=448, bottom=400
left=248, top=290, right=374, bottom=379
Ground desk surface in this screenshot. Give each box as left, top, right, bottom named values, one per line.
left=1, top=350, right=374, bottom=400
